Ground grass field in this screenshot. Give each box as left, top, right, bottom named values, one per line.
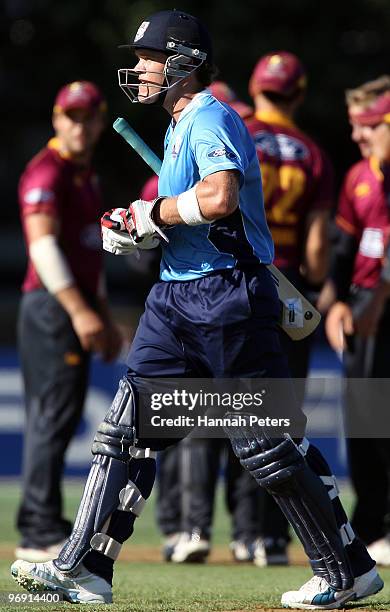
left=0, top=481, right=389, bottom=611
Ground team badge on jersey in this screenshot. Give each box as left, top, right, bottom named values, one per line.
left=277, top=134, right=309, bottom=160
left=254, top=131, right=309, bottom=161
left=24, top=188, right=54, bottom=205
left=253, top=131, right=279, bottom=157
left=207, top=147, right=237, bottom=159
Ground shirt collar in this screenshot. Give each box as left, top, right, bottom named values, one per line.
left=369, top=156, right=384, bottom=181
left=255, top=109, right=295, bottom=129
left=173, top=91, right=209, bottom=127
left=48, top=137, right=91, bottom=171
left=48, top=137, right=72, bottom=160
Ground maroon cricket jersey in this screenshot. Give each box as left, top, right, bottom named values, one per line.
left=19, top=138, right=104, bottom=295
left=246, top=110, right=333, bottom=269
left=336, top=157, right=390, bottom=289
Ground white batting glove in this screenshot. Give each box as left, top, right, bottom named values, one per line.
left=129, top=198, right=168, bottom=243
left=101, top=208, right=160, bottom=255
left=102, top=226, right=137, bottom=255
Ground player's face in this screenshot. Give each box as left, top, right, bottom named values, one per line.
left=53, top=108, right=105, bottom=157
left=348, top=105, right=372, bottom=159
left=133, top=50, right=167, bottom=103
left=369, top=123, right=390, bottom=163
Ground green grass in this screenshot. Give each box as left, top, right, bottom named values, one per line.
left=0, top=481, right=390, bottom=611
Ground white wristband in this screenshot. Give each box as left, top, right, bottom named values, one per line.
left=176, top=186, right=213, bottom=225
left=29, top=234, right=75, bottom=294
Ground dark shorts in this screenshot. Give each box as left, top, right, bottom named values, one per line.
left=127, top=266, right=288, bottom=379
left=125, top=267, right=308, bottom=451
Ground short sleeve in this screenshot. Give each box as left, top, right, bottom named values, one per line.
left=190, top=107, right=248, bottom=182
left=19, top=159, right=62, bottom=220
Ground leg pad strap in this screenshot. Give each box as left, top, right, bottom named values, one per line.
left=118, top=481, right=146, bottom=516
left=90, top=533, right=122, bottom=561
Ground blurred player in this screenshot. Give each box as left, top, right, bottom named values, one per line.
left=325, top=76, right=390, bottom=565
left=15, top=81, right=122, bottom=562
left=11, top=11, right=382, bottom=609
left=228, top=51, right=334, bottom=565
left=247, top=51, right=332, bottom=361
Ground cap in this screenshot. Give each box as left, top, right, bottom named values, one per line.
left=349, top=92, right=390, bottom=126
left=53, top=81, right=107, bottom=114
left=249, top=52, right=306, bottom=98
left=120, top=10, right=213, bottom=63
left=209, top=81, right=253, bottom=119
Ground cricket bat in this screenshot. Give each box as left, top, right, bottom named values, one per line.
left=113, top=117, right=321, bottom=340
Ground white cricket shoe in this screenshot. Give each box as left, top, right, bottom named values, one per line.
left=171, top=531, right=210, bottom=563
left=11, top=560, right=112, bottom=604
left=367, top=536, right=390, bottom=566
left=162, top=532, right=182, bottom=562
left=281, top=567, right=383, bottom=609
left=15, top=541, right=66, bottom=563
left=230, top=537, right=289, bottom=566
left=230, top=540, right=253, bottom=562
left=253, top=537, right=288, bottom=567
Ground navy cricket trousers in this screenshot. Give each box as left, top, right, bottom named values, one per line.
left=126, top=265, right=304, bottom=449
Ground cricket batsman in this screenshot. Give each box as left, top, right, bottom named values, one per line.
left=11, top=10, right=383, bottom=609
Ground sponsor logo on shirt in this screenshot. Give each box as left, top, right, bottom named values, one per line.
left=254, top=132, right=279, bottom=157
left=359, top=227, right=384, bottom=258
left=207, top=147, right=237, bottom=159
left=355, top=182, right=371, bottom=197
left=24, top=188, right=54, bottom=205
left=172, top=135, right=183, bottom=158
left=254, top=131, right=309, bottom=161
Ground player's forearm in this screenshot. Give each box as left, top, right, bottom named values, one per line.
left=154, top=195, right=187, bottom=225
left=154, top=172, right=239, bottom=226
left=303, top=212, right=329, bottom=284
left=303, top=243, right=329, bottom=284
left=55, top=285, right=91, bottom=318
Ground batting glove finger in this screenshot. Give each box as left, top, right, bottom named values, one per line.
left=102, top=225, right=138, bottom=255
left=101, top=208, right=128, bottom=232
